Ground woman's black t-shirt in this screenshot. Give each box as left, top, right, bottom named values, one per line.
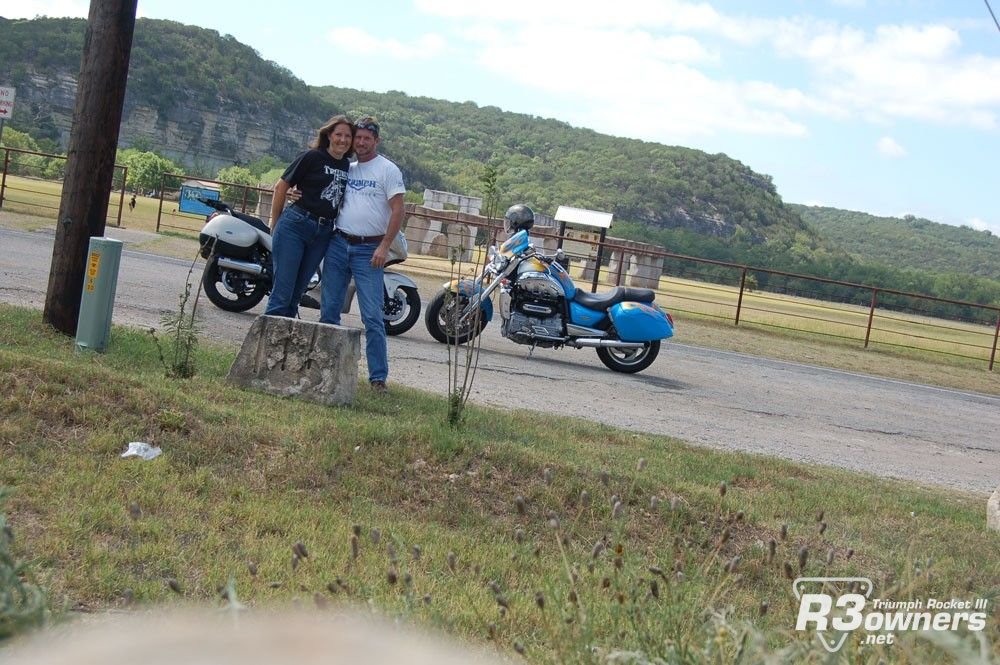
left=280, top=148, right=350, bottom=220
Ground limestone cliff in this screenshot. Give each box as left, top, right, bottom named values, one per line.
left=14, top=67, right=314, bottom=172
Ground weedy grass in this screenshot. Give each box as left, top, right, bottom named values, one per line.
left=0, top=304, right=997, bottom=663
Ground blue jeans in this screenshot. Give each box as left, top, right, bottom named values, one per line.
left=264, top=206, right=332, bottom=318
left=320, top=233, right=388, bottom=383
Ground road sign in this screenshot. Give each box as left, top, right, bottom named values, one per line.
left=0, top=87, right=15, bottom=120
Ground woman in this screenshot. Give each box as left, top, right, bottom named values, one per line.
left=264, top=114, right=354, bottom=318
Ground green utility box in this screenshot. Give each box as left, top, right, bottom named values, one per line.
left=75, top=237, right=124, bottom=353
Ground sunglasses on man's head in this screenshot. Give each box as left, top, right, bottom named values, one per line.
left=355, top=120, right=380, bottom=136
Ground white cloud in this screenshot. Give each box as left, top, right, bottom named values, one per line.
left=415, top=0, right=723, bottom=31
left=464, top=22, right=808, bottom=141
left=327, top=27, right=446, bottom=60
left=417, top=1, right=1000, bottom=142
left=876, top=136, right=907, bottom=157
left=772, top=21, right=1000, bottom=128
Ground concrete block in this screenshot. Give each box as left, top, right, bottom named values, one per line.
left=228, top=315, right=361, bottom=406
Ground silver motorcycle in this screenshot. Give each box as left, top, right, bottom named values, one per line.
left=197, top=198, right=420, bottom=335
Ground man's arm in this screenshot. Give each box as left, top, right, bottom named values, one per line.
left=270, top=178, right=291, bottom=231
left=372, top=193, right=405, bottom=268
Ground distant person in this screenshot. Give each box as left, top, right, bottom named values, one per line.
left=128, top=194, right=136, bottom=212
left=264, top=114, right=354, bottom=318
left=319, top=116, right=405, bottom=395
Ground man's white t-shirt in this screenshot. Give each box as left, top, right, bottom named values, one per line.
left=338, top=154, right=405, bottom=237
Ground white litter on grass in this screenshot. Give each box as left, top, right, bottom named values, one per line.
left=121, top=441, right=162, bottom=460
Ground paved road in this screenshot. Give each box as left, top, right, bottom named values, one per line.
left=2, top=226, right=997, bottom=493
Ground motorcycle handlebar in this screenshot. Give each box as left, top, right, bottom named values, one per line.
left=196, top=197, right=231, bottom=212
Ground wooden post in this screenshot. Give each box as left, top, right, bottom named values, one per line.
left=43, top=0, right=138, bottom=335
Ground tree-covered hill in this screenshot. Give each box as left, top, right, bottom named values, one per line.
left=0, top=16, right=818, bottom=249
left=2, top=16, right=1000, bottom=308
left=314, top=86, right=815, bottom=250
left=790, top=204, right=1000, bottom=281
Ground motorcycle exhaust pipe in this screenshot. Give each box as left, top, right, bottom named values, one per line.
left=216, top=257, right=264, bottom=276
left=570, top=338, right=647, bottom=349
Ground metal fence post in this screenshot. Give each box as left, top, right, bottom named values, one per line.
left=735, top=268, right=747, bottom=326
left=0, top=148, right=9, bottom=208
left=113, top=165, right=126, bottom=227
left=155, top=172, right=166, bottom=232
left=989, top=313, right=1000, bottom=371
left=864, top=288, right=879, bottom=347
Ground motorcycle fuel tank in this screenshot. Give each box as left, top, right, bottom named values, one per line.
left=500, top=230, right=530, bottom=257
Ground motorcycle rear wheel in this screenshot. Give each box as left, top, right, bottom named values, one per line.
left=425, top=289, right=487, bottom=344
left=384, top=286, right=421, bottom=336
left=597, top=340, right=660, bottom=373
left=202, top=258, right=268, bottom=312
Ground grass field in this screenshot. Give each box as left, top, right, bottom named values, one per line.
left=0, top=304, right=997, bottom=663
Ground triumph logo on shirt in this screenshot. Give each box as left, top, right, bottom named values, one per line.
left=348, top=178, right=378, bottom=191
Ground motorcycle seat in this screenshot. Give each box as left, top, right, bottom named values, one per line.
left=233, top=211, right=271, bottom=235
left=573, top=286, right=656, bottom=310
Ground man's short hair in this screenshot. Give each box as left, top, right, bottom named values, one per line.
left=354, top=116, right=380, bottom=138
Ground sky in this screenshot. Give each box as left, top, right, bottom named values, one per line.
left=7, top=0, right=1000, bottom=233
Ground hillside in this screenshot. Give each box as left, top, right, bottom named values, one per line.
left=0, top=16, right=327, bottom=171
left=0, top=16, right=818, bottom=249
left=791, top=204, right=1000, bottom=281
left=4, top=15, right=1000, bottom=307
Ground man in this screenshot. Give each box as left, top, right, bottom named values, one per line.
left=320, top=116, right=405, bottom=394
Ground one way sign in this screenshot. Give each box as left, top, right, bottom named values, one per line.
left=0, top=87, right=15, bottom=120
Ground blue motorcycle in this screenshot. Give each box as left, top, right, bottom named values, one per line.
left=424, top=204, right=674, bottom=373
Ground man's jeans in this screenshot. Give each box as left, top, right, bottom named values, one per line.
left=320, top=233, right=388, bottom=383
left=264, top=206, right=332, bottom=317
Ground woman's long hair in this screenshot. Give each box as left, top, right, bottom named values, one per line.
left=312, top=114, right=355, bottom=159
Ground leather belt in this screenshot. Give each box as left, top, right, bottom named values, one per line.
left=336, top=229, right=385, bottom=245
left=292, top=204, right=334, bottom=225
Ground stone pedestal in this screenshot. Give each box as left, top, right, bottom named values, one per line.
left=228, top=315, right=361, bottom=406
left=404, top=215, right=442, bottom=255
left=988, top=485, right=1000, bottom=532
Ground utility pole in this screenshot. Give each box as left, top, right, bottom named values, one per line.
left=43, top=0, right=138, bottom=335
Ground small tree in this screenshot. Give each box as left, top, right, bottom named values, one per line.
left=446, top=162, right=502, bottom=426
left=216, top=165, right=259, bottom=208
left=117, top=149, right=180, bottom=193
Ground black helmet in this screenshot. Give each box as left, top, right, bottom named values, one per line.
left=504, top=204, right=534, bottom=235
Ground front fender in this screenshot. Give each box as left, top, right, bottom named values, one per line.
left=442, top=279, right=493, bottom=322
left=385, top=270, right=418, bottom=292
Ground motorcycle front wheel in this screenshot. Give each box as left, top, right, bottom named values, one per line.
left=384, top=286, right=421, bottom=336
left=425, top=289, right=488, bottom=344
left=202, top=257, right=268, bottom=312
left=597, top=340, right=661, bottom=373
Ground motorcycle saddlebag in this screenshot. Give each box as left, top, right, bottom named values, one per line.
left=199, top=233, right=256, bottom=260
left=609, top=302, right=674, bottom=342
